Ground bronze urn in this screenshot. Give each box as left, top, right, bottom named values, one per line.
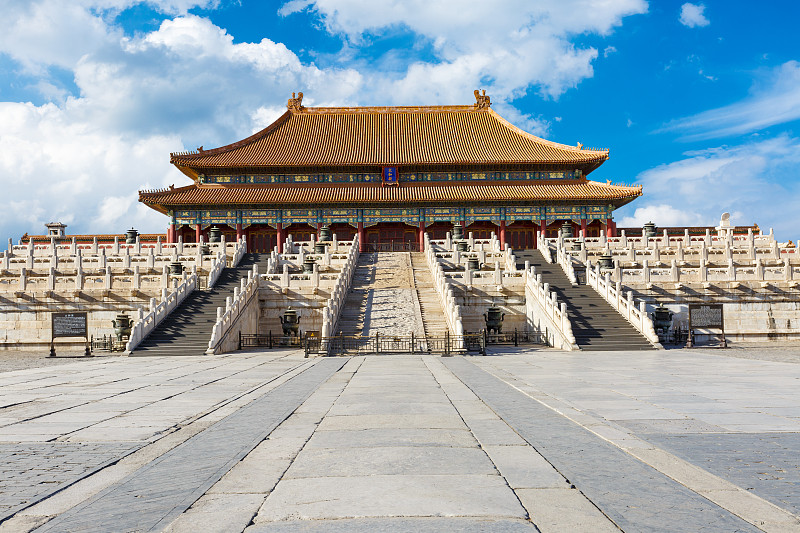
left=456, top=241, right=469, bottom=252
left=560, top=221, right=574, bottom=239
left=598, top=252, right=614, bottom=269
left=303, top=258, right=316, bottom=273
left=467, top=258, right=482, bottom=271
left=112, top=314, right=133, bottom=342
left=208, top=226, right=222, bottom=243
left=452, top=224, right=464, bottom=240
left=319, top=225, right=332, bottom=242
left=643, top=221, right=657, bottom=239
left=169, top=261, right=184, bottom=275
left=484, top=306, right=505, bottom=334
left=314, top=242, right=327, bottom=254
left=651, top=306, right=674, bottom=336
left=279, top=308, right=301, bottom=337
left=125, top=228, right=138, bottom=244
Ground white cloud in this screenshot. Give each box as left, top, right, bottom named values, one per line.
left=0, top=1, right=219, bottom=72
left=679, top=3, right=709, bottom=28
left=616, top=135, right=800, bottom=239
left=660, top=61, right=800, bottom=140
left=0, top=0, right=648, bottom=240
left=603, top=45, right=618, bottom=58
left=0, top=11, right=363, bottom=240
left=281, top=0, right=648, bottom=102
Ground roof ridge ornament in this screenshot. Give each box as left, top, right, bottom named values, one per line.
left=288, top=92, right=304, bottom=111
left=474, top=89, right=491, bottom=109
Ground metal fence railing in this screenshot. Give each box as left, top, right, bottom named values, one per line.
left=304, top=333, right=486, bottom=357
left=479, top=329, right=547, bottom=347
left=239, top=329, right=545, bottom=357
left=239, top=332, right=303, bottom=349
left=365, top=242, right=420, bottom=252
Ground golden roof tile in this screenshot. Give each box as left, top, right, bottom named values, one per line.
left=170, top=97, right=609, bottom=171
left=140, top=180, right=641, bottom=213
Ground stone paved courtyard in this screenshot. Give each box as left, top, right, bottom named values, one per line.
left=0, top=348, right=798, bottom=532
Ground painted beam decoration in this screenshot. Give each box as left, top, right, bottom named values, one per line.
left=171, top=204, right=612, bottom=229
left=200, top=169, right=580, bottom=185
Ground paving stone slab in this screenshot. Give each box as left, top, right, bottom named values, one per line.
left=284, top=446, right=496, bottom=478
left=34, top=359, right=345, bottom=533
left=255, top=474, right=526, bottom=522
left=444, top=357, right=761, bottom=533
left=316, top=414, right=465, bottom=431
left=0, top=442, right=140, bottom=524
left=246, top=517, right=538, bottom=532
left=515, top=488, right=621, bottom=533
left=642, top=432, right=800, bottom=516
left=304, top=428, right=478, bottom=449
left=481, top=445, right=567, bottom=489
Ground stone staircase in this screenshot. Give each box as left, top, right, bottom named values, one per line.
left=517, top=250, right=654, bottom=351
left=131, top=253, right=266, bottom=356
left=335, top=253, right=373, bottom=336
left=410, top=252, right=450, bottom=337
left=335, top=253, right=426, bottom=338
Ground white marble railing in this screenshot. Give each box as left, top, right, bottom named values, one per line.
left=321, top=236, right=360, bottom=339
left=2, top=264, right=193, bottom=293
left=537, top=235, right=554, bottom=263
left=424, top=234, right=464, bottom=340
left=9, top=235, right=237, bottom=259
left=206, top=250, right=226, bottom=288
left=524, top=266, right=577, bottom=350
left=126, top=272, right=197, bottom=352
left=557, top=228, right=795, bottom=260
left=554, top=241, right=578, bottom=286
left=586, top=263, right=662, bottom=348
left=207, top=265, right=259, bottom=354
left=606, top=258, right=798, bottom=286
left=229, top=236, right=247, bottom=267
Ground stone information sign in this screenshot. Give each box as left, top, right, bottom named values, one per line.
left=689, top=304, right=724, bottom=329
left=687, top=304, right=726, bottom=348
left=52, top=312, right=88, bottom=338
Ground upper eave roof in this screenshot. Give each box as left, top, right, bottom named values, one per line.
left=170, top=104, right=609, bottom=171
left=139, top=180, right=641, bottom=214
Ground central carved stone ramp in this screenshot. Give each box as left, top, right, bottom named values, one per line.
left=335, top=253, right=425, bottom=339
left=131, top=253, right=267, bottom=356
left=517, top=250, right=654, bottom=351
left=410, top=252, right=450, bottom=337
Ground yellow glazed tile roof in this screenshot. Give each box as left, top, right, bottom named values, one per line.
left=170, top=102, right=609, bottom=170
left=140, top=180, right=641, bottom=212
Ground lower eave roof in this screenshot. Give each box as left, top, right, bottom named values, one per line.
left=139, top=180, right=642, bottom=214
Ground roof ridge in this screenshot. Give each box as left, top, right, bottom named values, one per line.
left=296, top=104, right=482, bottom=114
left=488, top=109, right=609, bottom=156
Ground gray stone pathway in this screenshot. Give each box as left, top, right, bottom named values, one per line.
left=34, top=358, right=344, bottom=533
left=0, top=442, right=140, bottom=522
left=1, top=348, right=800, bottom=532
left=642, top=432, right=800, bottom=516
left=444, top=356, right=760, bottom=532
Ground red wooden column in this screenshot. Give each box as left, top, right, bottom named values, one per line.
left=195, top=224, right=201, bottom=243
left=609, top=219, right=617, bottom=237
left=605, top=217, right=614, bottom=238
left=357, top=222, right=365, bottom=252
left=276, top=223, right=284, bottom=253
left=418, top=221, right=425, bottom=251
left=580, top=218, right=587, bottom=238
left=540, top=220, right=547, bottom=242
left=167, top=224, right=175, bottom=243
left=499, top=220, right=506, bottom=250
left=235, top=223, right=243, bottom=242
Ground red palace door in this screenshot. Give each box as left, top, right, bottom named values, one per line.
left=249, top=229, right=277, bottom=253
left=365, top=224, right=418, bottom=251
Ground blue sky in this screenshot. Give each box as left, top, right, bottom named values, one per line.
left=1, top=1, right=799, bottom=241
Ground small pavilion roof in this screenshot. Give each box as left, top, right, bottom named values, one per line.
left=170, top=92, right=609, bottom=175
left=139, top=180, right=641, bottom=214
